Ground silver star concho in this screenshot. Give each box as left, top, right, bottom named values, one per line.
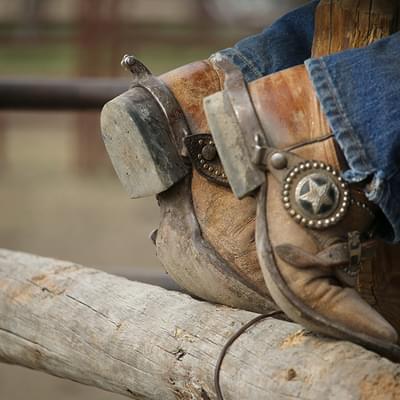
left=282, top=161, right=350, bottom=230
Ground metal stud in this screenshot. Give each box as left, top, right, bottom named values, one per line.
left=270, top=152, right=288, bottom=170
left=201, top=144, right=217, bottom=161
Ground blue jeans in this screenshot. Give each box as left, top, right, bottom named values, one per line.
left=218, top=1, right=400, bottom=243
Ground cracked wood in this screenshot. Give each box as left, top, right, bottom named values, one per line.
left=0, top=249, right=400, bottom=399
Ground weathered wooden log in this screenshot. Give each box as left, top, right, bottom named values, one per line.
left=0, top=249, right=399, bottom=400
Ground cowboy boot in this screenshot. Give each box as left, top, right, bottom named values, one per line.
left=101, top=55, right=276, bottom=314
left=205, top=59, right=400, bottom=358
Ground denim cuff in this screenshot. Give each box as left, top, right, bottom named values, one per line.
left=305, top=57, right=399, bottom=242
left=305, top=58, right=375, bottom=182
left=214, top=47, right=263, bottom=82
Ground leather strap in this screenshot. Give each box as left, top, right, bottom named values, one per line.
left=184, top=133, right=229, bottom=187
left=275, top=239, right=377, bottom=287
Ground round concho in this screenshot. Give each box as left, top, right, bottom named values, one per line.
left=281, top=161, right=350, bottom=230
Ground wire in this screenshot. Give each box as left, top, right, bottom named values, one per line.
left=214, top=310, right=284, bottom=400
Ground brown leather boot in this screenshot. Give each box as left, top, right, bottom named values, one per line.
left=101, top=55, right=276, bottom=314
left=205, top=59, right=400, bottom=358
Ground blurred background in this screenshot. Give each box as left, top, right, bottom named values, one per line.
left=0, top=1, right=307, bottom=399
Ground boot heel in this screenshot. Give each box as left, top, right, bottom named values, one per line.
left=101, top=56, right=190, bottom=199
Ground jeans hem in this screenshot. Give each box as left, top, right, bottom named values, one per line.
left=305, top=58, right=375, bottom=182
left=215, top=47, right=263, bottom=82
left=305, top=58, right=399, bottom=241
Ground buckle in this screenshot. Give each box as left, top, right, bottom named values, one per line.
left=340, top=231, right=363, bottom=280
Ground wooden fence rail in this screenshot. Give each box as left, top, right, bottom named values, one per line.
left=0, top=249, right=399, bottom=400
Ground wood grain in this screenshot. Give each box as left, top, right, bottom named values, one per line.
left=1, top=249, right=400, bottom=399
left=312, top=0, right=400, bottom=57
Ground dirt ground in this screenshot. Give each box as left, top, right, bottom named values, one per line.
left=0, top=112, right=163, bottom=400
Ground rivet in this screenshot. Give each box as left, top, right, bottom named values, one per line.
left=270, top=152, right=288, bottom=170
left=295, top=214, right=302, bottom=221
left=283, top=191, right=289, bottom=197
left=197, top=154, right=202, bottom=160
left=201, top=144, right=217, bottom=161
left=290, top=210, right=296, bottom=216
left=200, top=160, right=205, bottom=165
left=203, top=164, right=209, bottom=169
left=313, top=162, right=319, bottom=168
left=208, top=166, right=214, bottom=172
left=198, top=140, right=204, bottom=145
left=308, top=221, right=315, bottom=227
left=215, top=170, right=220, bottom=176
left=284, top=203, right=291, bottom=210
left=283, top=197, right=290, bottom=203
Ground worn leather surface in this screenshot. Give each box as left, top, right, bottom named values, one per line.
left=159, top=59, right=400, bottom=339
left=160, top=60, right=271, bottom=301
left=254, top=65, right=398, bottom=342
